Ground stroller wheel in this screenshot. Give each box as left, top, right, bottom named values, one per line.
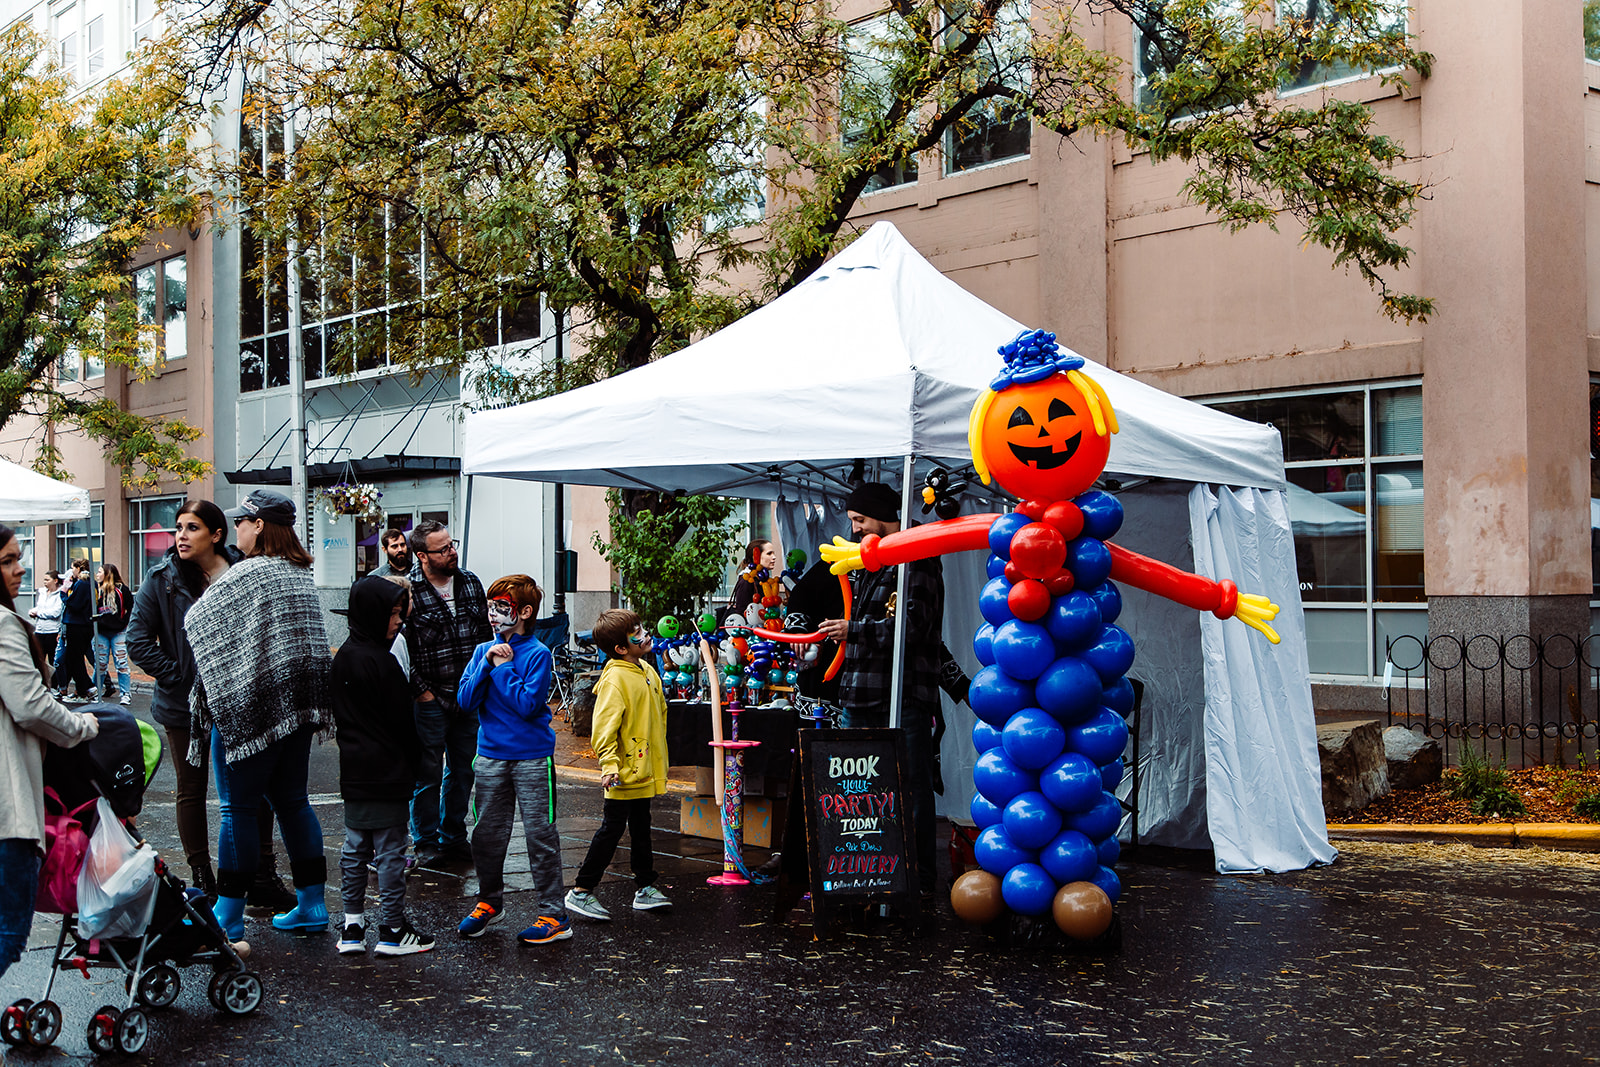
left=113, top=1007, right=149, bottom=1055
left=86, top=1006, right=120, bottom=1055
left=22, top=1000, right=62, bottom=1047
left=2, top=999, right=31, bottom=1046
left=213, top=970, right=263, bottom=1016
left=132, top=963, right=181, bottom=1009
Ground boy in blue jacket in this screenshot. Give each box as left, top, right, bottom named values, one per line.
left=454, top=575, right=570, bottom=945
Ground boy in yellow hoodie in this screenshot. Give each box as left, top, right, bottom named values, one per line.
left=564, top=609, right=672, bottom=920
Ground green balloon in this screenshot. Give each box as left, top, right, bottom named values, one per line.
left=656, top=615, right=681, bottom=639
left=697, top=611, right=718, bottom=633
left=786, top=549, right=807, bottom=570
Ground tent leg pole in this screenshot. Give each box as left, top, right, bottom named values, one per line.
left=887, top=455, right=915, bottom=731
left=460, top=474, right=475, bottom=570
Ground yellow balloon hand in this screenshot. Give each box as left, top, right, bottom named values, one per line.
left=1234, top=592, right=1281, bottom=644
left=819, top=536, right=865, bottom=576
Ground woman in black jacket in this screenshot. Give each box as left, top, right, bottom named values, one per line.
left=124, top=499, right=296, bottom=909
left=54, top=560, right=94, bottom=702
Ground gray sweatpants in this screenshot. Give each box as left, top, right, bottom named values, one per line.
left=340, top=824, right=409, bottom=929
left=471, top=755, right=567, bottom=918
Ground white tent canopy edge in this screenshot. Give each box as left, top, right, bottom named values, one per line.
left=0, top=458, right=91, bottom=526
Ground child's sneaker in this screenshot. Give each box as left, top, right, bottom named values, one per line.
left=564, top=889, right=611, bottom=921
left=633, top=885, right=672, bottom=911
left=337, top=922, right=366, bottom=955
left=518, top=916, right=572, bottom=944
left=374, top=922, right=436, bottom=956
left=457, top=901, right=504, bottom=939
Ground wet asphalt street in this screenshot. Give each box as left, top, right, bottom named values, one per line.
left=5, top=701, right=1600, bottom=1066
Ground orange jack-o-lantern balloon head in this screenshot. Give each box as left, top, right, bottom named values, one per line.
left=969, top=329, right=1119, bottom=502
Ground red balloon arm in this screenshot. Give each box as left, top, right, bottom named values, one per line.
left=1107, top=542, right=1238, bottom=618
left=824, top=573, right=850, bottom=681
left=859, top=514, right=999, bottom=571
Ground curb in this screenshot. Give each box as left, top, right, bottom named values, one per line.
left=1328, top=822, right=1600, bottom=852
left=553, top=763, right=700, bottom=797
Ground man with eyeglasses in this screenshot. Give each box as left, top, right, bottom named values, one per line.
left=404, top=520, right=491, bottom=867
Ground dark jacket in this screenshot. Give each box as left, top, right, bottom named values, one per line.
left=333, top=577, right=422, bottom=803
left=95, top=583, right=132, bottom=636
left=63, top=575, right=94, bottom=628
left=125, top=546, right=246, bottom=729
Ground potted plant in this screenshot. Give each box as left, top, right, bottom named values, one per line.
left=319, top=482, right=385, bottom=522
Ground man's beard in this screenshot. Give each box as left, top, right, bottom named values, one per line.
left=388, top=549, right=412, bottom=571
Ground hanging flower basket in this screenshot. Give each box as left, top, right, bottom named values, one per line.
left=319, top=482, right=384, bottom=522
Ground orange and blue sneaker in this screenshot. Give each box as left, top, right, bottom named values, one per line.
left=518, top=915, right=572, bottom=944
left=457, top=901, right=503, bottom=939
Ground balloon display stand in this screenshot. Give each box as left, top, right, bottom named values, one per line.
left=707, top=738, right=761, bottom=886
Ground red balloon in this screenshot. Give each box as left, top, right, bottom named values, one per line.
left=1018, top=499, right=1049, bottom=520
left=1043, top=501, right=1085, bottom=541
left=1003, top=561, right=1024, bottom=584
left=1043, top=569, right=1075, bottom=596
left=1008, top=579, right=1051, bottom=622
left=761, top=594, right=782, bottom=608
left=1009, top=522, right=1067, bottom=580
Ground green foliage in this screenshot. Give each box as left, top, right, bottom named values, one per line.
left=157, top=0, right=1435, bottom=397
left=1469, top=785, right=1526, bottom=820
left=1446, top=742, right=1526, bottom=818
left=0, top=25, right=211, bottom=487
left=590, top=491, right=746, bottom=627
left=1574, top=794, right=1600, bottom=820
left=1587, top=1, right=1600, bottom=64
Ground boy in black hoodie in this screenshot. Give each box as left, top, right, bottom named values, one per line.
left=333, top=576, right=434, bottom=956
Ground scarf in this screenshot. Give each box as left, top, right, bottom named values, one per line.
left=184, top=555, right=334, bottom=765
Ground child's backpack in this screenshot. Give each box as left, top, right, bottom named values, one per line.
left=36, top=787, right=97, bottom=914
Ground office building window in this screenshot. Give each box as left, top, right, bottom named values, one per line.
left=56, top=503, right=105, bottom=571
left=842, top=15, right=918, bottom=194
left=944, top=0, right=1031, bottom=174
left=1207, top=383, right=1423, bottom=677
left=128, top=496, right=184, bottom=589
left=134, top=253, right=187, bottom=366
left=1277, top=0, right=1406, bottom=94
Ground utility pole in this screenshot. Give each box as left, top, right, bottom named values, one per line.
left=285, top=113, right=308, bottom=548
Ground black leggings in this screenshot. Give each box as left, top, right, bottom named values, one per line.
left=575, top=797, right=656, bottom=891
left=58, top=624, right=93, bottom=697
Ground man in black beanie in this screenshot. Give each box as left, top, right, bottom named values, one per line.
left=818, top=482, right=943, bottom=900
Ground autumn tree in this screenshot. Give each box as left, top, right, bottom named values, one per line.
left=154, top=0, right=1430, bottom=398
left=0, top=24, right=210, bottom=487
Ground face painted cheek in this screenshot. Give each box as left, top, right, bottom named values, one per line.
left=488, top=604, right=517, bottom=634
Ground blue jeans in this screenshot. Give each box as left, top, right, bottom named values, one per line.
left=0, top=839, right=42, bottom=982
left=410, top=698, right=478, bottom=852
left=212, top=726, right=325, bottom=883
left=470, top=756, right=565, bottom=916
left=92, top=631, right=131, bottom=697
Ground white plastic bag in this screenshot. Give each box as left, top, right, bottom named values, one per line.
left=76, top=798, right=158, bottom=940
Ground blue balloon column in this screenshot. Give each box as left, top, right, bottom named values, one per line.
left=967, top=488, right=1130, bottom=914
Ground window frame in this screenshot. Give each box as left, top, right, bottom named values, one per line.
left=55, top=502, right=105, bottom=574
left=840, top=13, right=921, bottom=196
left=126, top=495, right=185, bottom=590
left=1274, top=0, right=1408, bottom=98
left=941, top=0, right=1033, bottom=176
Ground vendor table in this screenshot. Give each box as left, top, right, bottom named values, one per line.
left=666, top=702, right=801, bottom=780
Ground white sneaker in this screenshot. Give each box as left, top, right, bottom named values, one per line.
left=632, top=885, right=672, bottom=911
left=374, top=922, right=435, bottom=956
left=120, top=693, right=132, bottom=706
left=564, top=889, right=611, bottom=921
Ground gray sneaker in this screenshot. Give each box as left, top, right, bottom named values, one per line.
left=632, top=885, right=672, bottom=911
left=564, top=889, right=611, bottom=921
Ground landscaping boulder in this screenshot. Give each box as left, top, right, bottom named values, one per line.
left=1316, top=719, right=1391, bottom=817
left=1383, top=726, right=1443, bottom=791
left=567, top=673, right=598, bottom=737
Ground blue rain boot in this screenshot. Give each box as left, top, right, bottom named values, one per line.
left=212, top=895, right=247, bottom=941
left=272, top=884, right=329, bottom=932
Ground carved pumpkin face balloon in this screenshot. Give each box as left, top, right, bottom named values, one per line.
left=971, top=368, right=1117, bottom=502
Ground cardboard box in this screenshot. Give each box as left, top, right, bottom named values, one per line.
left=680, top=794, right=786, bottom=850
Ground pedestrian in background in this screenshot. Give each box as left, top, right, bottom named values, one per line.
left=370, top=528, right=413, bottom=578
left=405, top=520, right=490, bottom=868
left=26, top=570, right=63, bottom=662
left=455, top=574, right=569, bottom=946
left=126, top=499, right=297, bottom=909
left=54, top=559, right=94, bottom=702
left=565, top=609, right=672, bottom=922
left=185, top=489, right=334, bottom=940
left=91, top=562, right=132, bottom=705
left=0, top=523, right=99, bottom=981
left=333, top=576, right=433, bottom=957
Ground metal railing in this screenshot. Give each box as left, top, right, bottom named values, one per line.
left=1384, top=633, right=1600, bottom=767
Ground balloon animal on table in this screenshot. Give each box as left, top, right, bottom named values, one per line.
left=818, top=328, right=1282, bottom=941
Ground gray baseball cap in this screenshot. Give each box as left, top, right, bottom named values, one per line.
left=225, top=488, right=296, bottom=526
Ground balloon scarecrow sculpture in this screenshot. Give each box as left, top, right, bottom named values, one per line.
left=819, top=329, right=1282, bottom=941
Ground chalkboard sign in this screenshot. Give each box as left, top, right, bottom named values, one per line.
left=794, top=728, right=918, bottom=933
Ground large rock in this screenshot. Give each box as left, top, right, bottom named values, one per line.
left=1316, top=719, right=1391, bottom=817
left=567, top=673, right=599, bottom=737
left=1383, top=726, right=1443, bottom=790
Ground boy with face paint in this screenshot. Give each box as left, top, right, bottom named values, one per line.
left=453, top=575, right=569, bottom=944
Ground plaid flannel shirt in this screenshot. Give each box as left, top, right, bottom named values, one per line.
left=838, top=551, right=944, bottom=726
left=405, top=566, right=491, bottom=702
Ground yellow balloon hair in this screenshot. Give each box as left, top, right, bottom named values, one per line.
left=1066, top=369, right=1119, bottom=438
left=968, top=387, right=998, bottom=485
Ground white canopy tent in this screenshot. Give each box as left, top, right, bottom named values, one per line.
left=0, top=458, right=91, bottom=525
left=463, top=222, right=1334, bottom=874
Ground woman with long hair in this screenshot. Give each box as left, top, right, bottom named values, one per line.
left=126, top=500, right=296, bottom=908
left=731, top=539, right=782, bottom=618
left=184, top=490, right=333, bottom=939
left=54, top=559, right=94, bottom=702
left=26, top=571, right=64, bottom=662
left=91, top=562, right=133, bottom=705
left=0, top=524, right=99, bottom=981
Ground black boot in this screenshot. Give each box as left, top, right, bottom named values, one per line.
left=190, top=862, right=217, bottom=899
left=246, top=867, right=299, bottom=914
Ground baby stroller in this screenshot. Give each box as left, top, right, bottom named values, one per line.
left=1, top=707, right=263, bottom=1056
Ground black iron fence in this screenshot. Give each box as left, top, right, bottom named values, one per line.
left=1384, top=633, right=1600, bottom=767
